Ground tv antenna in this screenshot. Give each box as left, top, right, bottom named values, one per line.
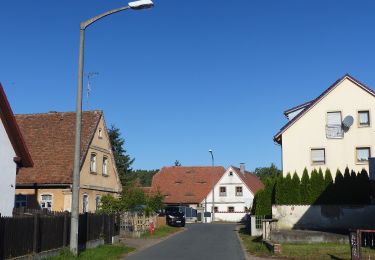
left=85, top=72, right=99, bottom=108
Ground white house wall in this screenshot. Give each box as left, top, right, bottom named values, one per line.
left=282, top=78, right=375, bottom=176
left=204, top=167, right=254, bottom=222
left=0, top=119, right=16, bottom=216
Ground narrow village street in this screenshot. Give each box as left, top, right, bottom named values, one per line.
left=125, top=224, right=246, bottom=260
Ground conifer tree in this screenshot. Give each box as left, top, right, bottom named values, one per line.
left=323, top=168, right=333, bottom=204
left=292, top=172, right=301, bottom=204
left=310, top=169, right=319, bottom=204
left=275, top=175, right=284, bottom=204
left=300, top=168, right=311, bottom=204
left=334, top=169, right=344, bottom=204
left=284, top=173, right=293, bottom=204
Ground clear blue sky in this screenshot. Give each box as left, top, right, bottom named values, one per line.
left=1, top=0, right=375, bottom=171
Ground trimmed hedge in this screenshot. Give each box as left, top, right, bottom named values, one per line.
left=252, top=167, right=372, bottom=215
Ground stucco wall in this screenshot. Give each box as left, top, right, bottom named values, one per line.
left=80, top=117, right=121, bottom=193
left=214, top=212, right=248, bottom=222
left=282, top=78, right=375, bottom=176
left=272, top=205, right=375, bottom=230
left=0, top=120, right=17, bottom=216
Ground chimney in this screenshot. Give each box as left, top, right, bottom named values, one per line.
left=240, top=163, right=245, bottom=174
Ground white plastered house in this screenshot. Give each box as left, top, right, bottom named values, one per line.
left=274, top=74, right=375, bottom=177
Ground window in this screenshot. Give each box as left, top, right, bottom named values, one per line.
left=244, top=206, right=249, bottom=212
left=219, top=186, right=226, bottom=196
left=228, top=207, right=234, bottom=213
left=15, top=194, right=27, bottom=208
left=229, top=171, right=233, bottom=176
left=95, top=195, right=101, bottom=211
left=327, top=111, right=342, bottom=125
left=311, top=148, right=325, bottom=164
left=102, top=157, right=108, bottom=175
left=98, top=128, right=103, bottom=138
left=236, top=186, right=243, bottom=196
left=90, top=153, right=97, bottom=173
left=356, top=147, right=371, bottom=163
left=41, top=194, right=52, bottom=211
left=326, top=111, right=343, bottom=139
left=358, top=111, right=370, bottom=127
left=213, top=206, right=218, bottom=213
left=83, top=194, right=89, bottom=213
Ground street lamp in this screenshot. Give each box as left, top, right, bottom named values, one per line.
left=209, top=149, right=215, bottom=223
left=70, top=0, right=153, bottom=255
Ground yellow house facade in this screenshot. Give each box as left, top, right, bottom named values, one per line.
left=15, top=111, right=122, bottom=213
left=274, top=74, right=375, bottom=177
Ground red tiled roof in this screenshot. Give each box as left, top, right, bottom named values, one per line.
left=0, top=84, right=33, bottom=167
left=231, top=166, right=264, bottom=194
left=150, top=166, right=226, bottom=204
left=274, top=74, right=375, bottom=144
left=15, top=111, right=102, bottom=185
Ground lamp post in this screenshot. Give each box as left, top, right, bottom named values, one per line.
left=70, top=0, right=153, bottom=255
left=209, top=149, right=214, bottom=223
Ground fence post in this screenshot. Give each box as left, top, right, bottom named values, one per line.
left=33, top=214, right=40, bottom=253
left=63, top=213, right=68, bottom=247
left=0, top=215, right=4, bottom=260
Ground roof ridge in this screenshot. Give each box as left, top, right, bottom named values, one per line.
left=15, top=110, right=103, bottom=116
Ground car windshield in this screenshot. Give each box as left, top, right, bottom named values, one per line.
left=165, top=207, right=181, bottom=213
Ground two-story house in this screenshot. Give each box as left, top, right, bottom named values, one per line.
left=0, top=84, right=33, bottom=216
left=204, top=164, right=264, bottom=222
left=14, top=110, right=122, bottom=212
left=274, top=74, right=375, bottom=177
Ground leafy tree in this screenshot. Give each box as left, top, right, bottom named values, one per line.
left=121, top=187, right=146, bottom=211
left=254, top=163, right=281, bottom=182
left=300, top=168, right=311, bottom=205
left=174, top=160, right=181, bottom=166
left=108, top=125, right=135, bottom=185
left=98, top=194, right=122, bottom=214
left=122, top=169, right=158, bottom=187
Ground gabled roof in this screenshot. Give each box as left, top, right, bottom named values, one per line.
left=0, top=84, right=33, bottom=167
left=150, top=166, right=226, bottom=204
left=15, top=111, right=102, bottom=185
left=274, top=74, right=375, bottom=144
left=231, top=166, right=264, bottom=194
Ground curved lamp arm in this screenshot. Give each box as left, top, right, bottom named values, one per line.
left=81, top=6, right=131, bottom=30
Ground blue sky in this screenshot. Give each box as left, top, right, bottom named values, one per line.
left=1, top=0, right=375, bottom=171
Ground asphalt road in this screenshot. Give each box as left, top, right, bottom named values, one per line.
left=125, top=223, right=246, bottom=260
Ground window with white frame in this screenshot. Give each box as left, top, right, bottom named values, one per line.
left=41, top=194, right=52, bottom=211
left=83, top=194, right=89, bottom=213
left=358, top=111, right=370, bottom=127
left=311, top=148, right=325, bottom=164
left=356, top=147, right=371, bottom=163
left=90, top=153, right=97, bottom=173
left=15, top=194, right=27, bottom=208
left=219, top=186, right=226, bottom=196
left=102, top=157, right=108, bottom=175
left=95, top=195, right=101, bottom=211
left=228, top=206, right=234, bottom=213
left=235, top=186, right=243, bottom=196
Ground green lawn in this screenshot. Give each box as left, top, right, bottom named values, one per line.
left=47, top=244, right=135, bottom=260
left=238, top=228, right=375, bottom=259
left=140, top=225, right=182, bottom=239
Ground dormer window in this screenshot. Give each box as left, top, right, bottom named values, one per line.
left=98, top=128, right=103, bottom=139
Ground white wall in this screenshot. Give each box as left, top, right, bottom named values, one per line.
left=204, top=167, right=254, bottom=222
left=282, top=78, right=375, bottom=176
left=273, top=205, right=375, bottom=230
left=0, top=120, right=16, bottom=216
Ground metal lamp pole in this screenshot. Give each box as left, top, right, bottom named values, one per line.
left=70, top=0, right=153, bottom=255
left=209, top=149, right=214, bottom=223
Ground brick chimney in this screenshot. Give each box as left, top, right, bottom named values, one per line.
left=240, top=163, right=245, bottom=174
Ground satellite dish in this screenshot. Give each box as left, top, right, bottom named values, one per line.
left=342, top=115, right=354, bottom=128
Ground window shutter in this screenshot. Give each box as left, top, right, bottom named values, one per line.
left=327, top=112, right=341, bottom=125
left=312, top=149, right=325, bottom=162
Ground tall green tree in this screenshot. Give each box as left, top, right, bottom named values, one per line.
left=300, top=168, right=311, bottom=205
left=291, top=172, right=301, bottom=204
left=254, top=163, right=281, bottom=182
left=108, top=125, right=135, bottom=185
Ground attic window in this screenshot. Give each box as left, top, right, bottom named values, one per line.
left=196, top=180, right=207, bottom=184
left=98, top=128, right=103, bottom=139
left=175, top=180, right=182, bottom=184
left=229, top=171, right=233, bottom=176
left=185, top=192, right=194, bottom=196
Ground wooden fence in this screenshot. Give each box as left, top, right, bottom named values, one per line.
left=119, top=213, right=166, bottom=237
left=0, top=213, right=119, bottom=260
